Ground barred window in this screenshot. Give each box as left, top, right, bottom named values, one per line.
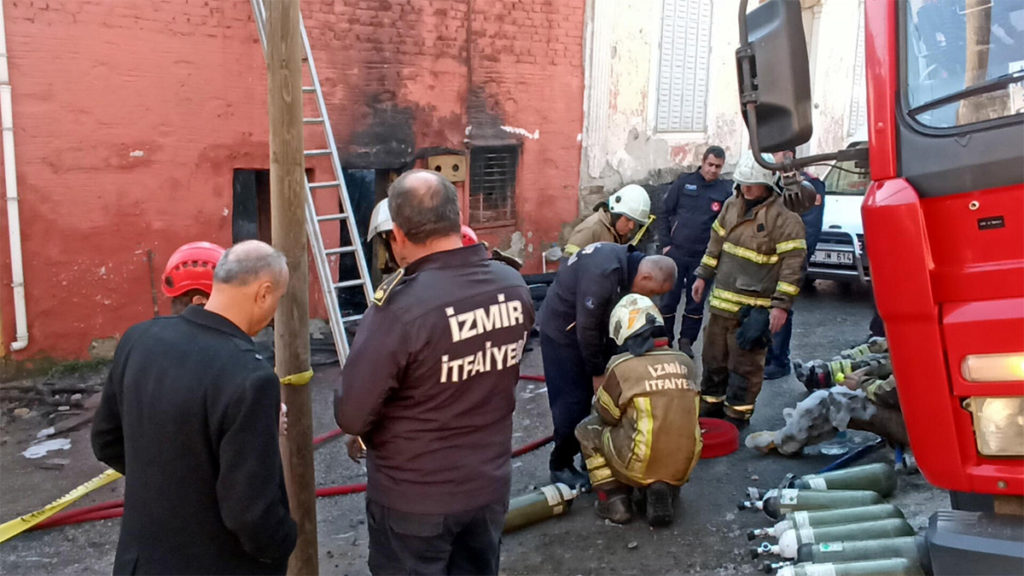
left=656, top=0, right=713, bottom=133
left=469, top=146, right=518, bottom=226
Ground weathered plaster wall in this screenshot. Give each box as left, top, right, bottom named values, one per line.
left=580, top=0, right=865, bottom=199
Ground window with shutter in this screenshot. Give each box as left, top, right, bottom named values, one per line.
left=656, top=0, right=713, bottom=133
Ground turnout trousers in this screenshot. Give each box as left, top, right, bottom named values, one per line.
left=540, top=332, right=593, bottom=471
left=700, top=313, right=768, bottom=421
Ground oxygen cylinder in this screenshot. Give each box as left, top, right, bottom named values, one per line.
left=503, top=483, right=576, bottom=533
left=752, top=518, right=914, bottom=559
left=757, top=489, right=886, bottom=519
left=747, top=504, right=905, bottom=540
left=795, top=535, right=928, bottom=567
left=776, top=558, right=923, bottom=576
left=790, top=463, right=898, bottom=497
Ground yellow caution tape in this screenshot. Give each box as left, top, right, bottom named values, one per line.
left=0, top=468, right=123, bottom=544
left=280, top=368, right=314, bottom=386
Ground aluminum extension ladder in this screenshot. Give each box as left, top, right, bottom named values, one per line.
left=250, top=0, right=374, bottom=364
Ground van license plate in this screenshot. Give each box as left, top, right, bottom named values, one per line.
left=810, top=250, right=854, bottom=265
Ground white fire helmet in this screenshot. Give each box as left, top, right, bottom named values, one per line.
left=609, top=293, right=664, bottom=346
left=608, top=184, right=651, bottom=224
left=732, top=149, right=776, bottom=188
left=366, top=199, right=393, bottom=241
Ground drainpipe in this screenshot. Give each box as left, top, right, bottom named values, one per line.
left=0, top=1, right=28, bottom=352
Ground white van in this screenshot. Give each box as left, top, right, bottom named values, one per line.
left=807, top=141, right=871, bottom=285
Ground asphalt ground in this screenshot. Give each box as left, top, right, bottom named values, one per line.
left=0, top=280, right=946, bottom=575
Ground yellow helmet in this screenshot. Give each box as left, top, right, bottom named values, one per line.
left=609, top=294, right=664, bottom=346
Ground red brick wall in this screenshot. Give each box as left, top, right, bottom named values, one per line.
left=0, top=0, right=584, bottom=361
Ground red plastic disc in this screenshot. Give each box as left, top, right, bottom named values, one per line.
left=699, top=417, right=739, bottom=459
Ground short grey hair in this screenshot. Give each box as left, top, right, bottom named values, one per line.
left=214, top=240, right=288, bottom=286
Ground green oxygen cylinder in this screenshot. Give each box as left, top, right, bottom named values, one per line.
left=747, top=504, right=906, bottom=541
left=790, top=463, right=898, bottom=497
left=757, top=489, right=886, bottom=519
left=752, top=518, right=914, bottom=559
left=503, top=483, right=577, bottom=533
left=796, top=535, right=929, bottom=567
left=776, top=558, right=924, bottom=576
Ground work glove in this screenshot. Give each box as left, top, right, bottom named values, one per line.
left=736, top=306, right=772, bottom=351
left=775, top=172, right=817, bottom=215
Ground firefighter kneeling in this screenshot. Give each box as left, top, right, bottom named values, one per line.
left=574, top=294, right=702, bottom=527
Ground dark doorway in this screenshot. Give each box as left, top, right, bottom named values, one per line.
left=232, top=169, right=272, bottom=244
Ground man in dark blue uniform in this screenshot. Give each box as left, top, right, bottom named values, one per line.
left=538, top=243, right=676, bottom=488
left=765, top=148, right=825, bottom=380
left=655, top=146, right=733, bottom=351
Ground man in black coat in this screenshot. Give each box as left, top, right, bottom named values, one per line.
left=92, top=240, right=297, bottom=575
left=538, top=243, right=676, bottom=488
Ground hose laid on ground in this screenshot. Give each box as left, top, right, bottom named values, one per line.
left=33, top=375, right=552, bottom=533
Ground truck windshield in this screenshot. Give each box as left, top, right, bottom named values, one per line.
left=903, top=0, right=1024, bottom=128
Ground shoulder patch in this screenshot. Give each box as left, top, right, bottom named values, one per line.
left=373, top=269, right=406, bottom=306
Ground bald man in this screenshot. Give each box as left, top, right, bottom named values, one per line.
left=92, top=240, right=297, bottom=575
left=538, top=243, right=676, bottom=489
left=335, top=170, right=534, bottom=576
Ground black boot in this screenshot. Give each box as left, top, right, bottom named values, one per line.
left=645, top=482, right=676, bottom=527
left=550, top=465, right=590, bottom=492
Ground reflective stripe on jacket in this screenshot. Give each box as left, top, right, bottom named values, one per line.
left=695, top=192, right=806, bottom=317
left=564, top=210, right=624, bottom=257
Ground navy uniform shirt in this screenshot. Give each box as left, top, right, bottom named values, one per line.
left=335, top=243, right=534, bottom=515
left=656, top=170, right=734, bottom=259
left=538, top=242, right=636, bottom=376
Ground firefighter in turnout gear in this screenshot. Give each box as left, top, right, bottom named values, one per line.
left=539, top=243, right=677, bottom=490
left=564, top=184, right=652, bottom=258
left=692, top=150, right=807, bottom=427
left=575, top=294, right=701, bottom=526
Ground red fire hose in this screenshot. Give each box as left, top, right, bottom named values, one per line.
left=32, top=375, right=552, bottom=533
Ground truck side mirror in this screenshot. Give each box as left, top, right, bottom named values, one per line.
left=737, top=0, right=813, bottom=153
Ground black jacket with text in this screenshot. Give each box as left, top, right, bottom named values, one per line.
left=538, top=242, right=634, bottom=376
left=335, top=244, right=535, bottom=515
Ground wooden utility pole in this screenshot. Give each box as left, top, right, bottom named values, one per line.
left=267, top=0, right=319, bottom=573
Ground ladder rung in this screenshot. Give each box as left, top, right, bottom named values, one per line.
left=341, top=314, right=363, bottom=323
left=304, top=149, right=331, bottom=157
left=316, top=213, right=349, bottom=222
left=324, top=247, right=358, bottom=256
left=302, top=86, right=315, bottom=93
left=303, top=117, right=324, bottom=125
left=333, top=279, right=366, bottom=289
left=309, top=181, right=340, bottom=189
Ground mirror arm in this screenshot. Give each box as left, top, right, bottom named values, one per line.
left=739, top=0, right=866, bottom=173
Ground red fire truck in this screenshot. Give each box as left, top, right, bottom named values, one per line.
left=737, top=0, right=1023, bottom=572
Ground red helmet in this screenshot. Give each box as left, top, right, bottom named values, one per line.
left=461, top=225, right=479, bottom=247
left=161, top=241, right=226, bottom=297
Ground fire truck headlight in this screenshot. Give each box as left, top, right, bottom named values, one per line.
left=961, top=353, right=1024, bottom=383
left=964, top=397, right=1024, bottom=457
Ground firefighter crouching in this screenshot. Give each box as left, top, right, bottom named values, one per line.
left=692, top=150, right=807, bottom=428
left=575, top=294, right=701, bottom=527
left=564, top=184, right=653, bottom=258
